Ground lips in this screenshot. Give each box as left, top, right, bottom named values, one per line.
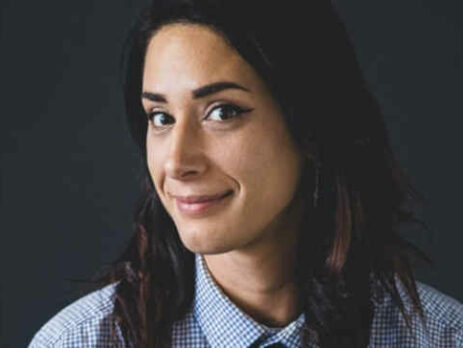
left=173, top=190, right=234, bottom=216
left=172, top=190, right=233, bottom=204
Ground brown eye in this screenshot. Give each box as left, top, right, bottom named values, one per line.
left=206, top=104, right=251, bottom=122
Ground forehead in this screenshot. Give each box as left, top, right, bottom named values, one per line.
left=142, top=23, right=262, bottom=93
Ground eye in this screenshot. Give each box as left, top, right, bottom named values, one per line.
left=206, top=104, right=252, bottom=122
left=146, top=104, right=253, bottom=131
left=147, top=111, right=173, bottom=128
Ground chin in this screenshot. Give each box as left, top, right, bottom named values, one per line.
left=177, top=230, right=237, bottom=255
left=183, top=243, right=234, bottom=256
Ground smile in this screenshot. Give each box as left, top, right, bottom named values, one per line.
left=174, top=190, right=233, bottom=216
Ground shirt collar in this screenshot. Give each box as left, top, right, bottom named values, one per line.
left=193, top=253, right=307, bottom=347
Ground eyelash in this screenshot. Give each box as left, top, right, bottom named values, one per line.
left=146, top=103, right=252, bottom=129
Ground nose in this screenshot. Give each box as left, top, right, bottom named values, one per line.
left=164, top=118, right=207, bottom=180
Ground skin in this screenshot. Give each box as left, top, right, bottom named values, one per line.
left=142, top=23, right=308, bottom=327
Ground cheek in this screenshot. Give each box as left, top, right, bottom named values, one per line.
left=235, top=122, right=301, bottom=190
left=245, top=152, right=300, bottom=210
left=146, top=138, right=164, bottom=194
left=224, top=124, right=302, bottom=213
left=146, top=141, right=156, bottom=178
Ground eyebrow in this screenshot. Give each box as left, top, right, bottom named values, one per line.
left=141, top=81, right=251, bottom=103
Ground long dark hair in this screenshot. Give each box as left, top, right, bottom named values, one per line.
left=91, top=0, right=433, bottom=346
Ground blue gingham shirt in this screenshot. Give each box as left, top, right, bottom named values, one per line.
left=29, top=253, right=463, bottom=347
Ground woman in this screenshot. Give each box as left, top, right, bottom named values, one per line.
left=28, top=0, right=463, bottom=347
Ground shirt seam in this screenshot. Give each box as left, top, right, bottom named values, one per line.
left=46, top=309, right=115, bottom=346
left=42, top=291, right=116, bottom=346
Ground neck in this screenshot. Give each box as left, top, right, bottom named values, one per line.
left=204, top=251, right=301, bottom=327
left=202, top=198, right=304, bottom=327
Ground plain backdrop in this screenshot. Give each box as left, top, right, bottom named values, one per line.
left=1, top=0, right=462, bottom=346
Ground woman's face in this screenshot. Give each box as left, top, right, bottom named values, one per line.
left=142, top=23, right=305, bottom=255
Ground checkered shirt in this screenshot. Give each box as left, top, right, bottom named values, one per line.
left=28, top=253, right=463, bottom=347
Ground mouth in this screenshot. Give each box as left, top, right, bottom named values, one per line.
left=173, top=190, right=233, bottom=203
left=174, top=190, right=233, bottom=216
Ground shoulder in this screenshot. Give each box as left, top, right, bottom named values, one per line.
left=28, top=282, right=125, bottom=348
left=414, top=280, right=463, bottom=330
left=372, top=278, right=463, bottom=346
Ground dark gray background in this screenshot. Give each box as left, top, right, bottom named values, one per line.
left=1, top=0, right=462, bottom=346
